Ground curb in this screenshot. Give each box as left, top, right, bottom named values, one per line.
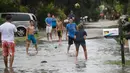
left=84, top=25, right=119, bottom=29
left=86, top=36, right=104, bottom=39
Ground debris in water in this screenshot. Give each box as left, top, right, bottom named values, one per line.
left=41, top=61, right=47, bottom=63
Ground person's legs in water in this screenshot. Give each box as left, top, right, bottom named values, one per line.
left=35, top=44, right=38, bottom=54
left=9, top=42, right=15, bottom=68
left=75, top=43, right=80, bottom=62
left=32, top=35, right=38, bottom=54
left=57, top=31, right=60, bottom=44
left=47, top=33, right=49, bottom=41
left=52, top=27, right=57, bottom=39
left=2, top=42, right=9, bottom=68
left=26, top=40, right=31, bottom=55
left=67, top=37, right=73, bottom=53
left=58, top=30, right=62, bottom=45
left=67, top=45, right=71, bottom=54
left=54, top=28, right=57, bottom=38
left=46, top=26, right=49, bottom=41
left=50, top=33, right=52, bottom=41
left=82, top=45, right=87, bottom=60
left=9, top=55, right=14, bottom=68
left=50, top=27, right=52, bottom=41
left=4, top=56, right=8, bottom=68
left=59, top=36, right=62, bottom=45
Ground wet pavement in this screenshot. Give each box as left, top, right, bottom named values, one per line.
left=1, top=38, right=130, bottom=73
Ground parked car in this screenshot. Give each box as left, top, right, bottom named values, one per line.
left=0, top=12, right=39, bottom=37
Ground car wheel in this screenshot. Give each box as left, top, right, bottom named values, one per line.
left=17, top=27, right=26, bottom=37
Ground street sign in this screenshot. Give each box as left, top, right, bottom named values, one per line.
left=103, top=28, right=119, bottom=37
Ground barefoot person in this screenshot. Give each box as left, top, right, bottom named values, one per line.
left=56, top=19, right=64, bottom=45
left=0, top=15, right=17, bottom=68
left=66, top=19, right=77, bottom=53
left=26, top=20, right=38, bottom=55
left=45, top=13, right=53, bottom=41
left=74, top=24, right=87, bottom=60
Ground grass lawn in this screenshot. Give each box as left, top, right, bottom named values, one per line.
left=15, top=33, right=42, bottom=43
left=105, top=60, right=130, bottom=66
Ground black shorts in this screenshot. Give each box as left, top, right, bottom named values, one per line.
left=75, top=41, right=86, bottom=49
left=52, top=26, right=56, bottom=29
left=68, top=36, right=75, bottom=45
left=57, top=30, right=62, bottom=37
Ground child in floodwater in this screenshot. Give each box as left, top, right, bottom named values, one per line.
left=74, top=24, right=87, bottom=61
left=26, top=20, right=38, bottom=55
left=56, top=19, right=64, bottom=45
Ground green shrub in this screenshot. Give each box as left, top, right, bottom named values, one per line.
left=114, top=2, right=124, bottom=14
left=127, top=2, right=130, bottom=15
left=0, top=18, right=5, bottom=24
left=19, top=5, right=29, bottom=12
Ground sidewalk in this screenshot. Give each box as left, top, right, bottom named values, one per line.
left=84, top=20, right=118, bottom=28
left=83, top=20, right=119, bottom=39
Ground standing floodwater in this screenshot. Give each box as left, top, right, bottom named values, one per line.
left=0, top=38, right=129, bottom=73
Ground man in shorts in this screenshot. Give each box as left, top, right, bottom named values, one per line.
left=0, top=15, right=17, bottom=68
left=26, top=20, right=38, bottom=55
left=45, top=13, right=53, bottom=41
left=66, top=19, right=77, bottom=53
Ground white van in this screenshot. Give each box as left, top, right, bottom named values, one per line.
left=0, top=12, right=39, bottom=37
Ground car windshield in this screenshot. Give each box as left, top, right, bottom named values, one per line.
left=1, top=14, right=31, bottom=21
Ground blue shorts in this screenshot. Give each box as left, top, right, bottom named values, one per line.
left=28, top=35, right=36, bottom=44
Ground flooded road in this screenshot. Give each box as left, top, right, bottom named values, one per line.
left=1, top=38, right=130, bottom=73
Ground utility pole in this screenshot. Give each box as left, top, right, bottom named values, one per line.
left=119, top=19, right=125, bottom=66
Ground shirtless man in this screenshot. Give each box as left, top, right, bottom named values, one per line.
left=56, top=19, right=64, bottom=45
left=26, top=20, right=38, bottom=55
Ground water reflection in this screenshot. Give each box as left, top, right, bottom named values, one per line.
left=4, top=68, right=14, bottom=73
left=119, top=67, right=129, bottom=73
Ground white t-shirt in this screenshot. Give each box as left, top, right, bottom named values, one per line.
left=0, top=22, right=17, bottom=42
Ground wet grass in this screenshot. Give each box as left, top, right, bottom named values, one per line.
left=105, top=60, right=130, bottom=66
left=15, top=33, right=42, bottom=43
left=108, top=25, right=119, bottom=28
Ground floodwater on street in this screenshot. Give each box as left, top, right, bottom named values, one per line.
left=0, top=38, right=130, bottom=73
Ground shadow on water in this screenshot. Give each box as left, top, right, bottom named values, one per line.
left=116, top=67, right=129, bottom=73
left=28, top=52, right=38, bottom=56
left=75, top=60, right=86, bottom=72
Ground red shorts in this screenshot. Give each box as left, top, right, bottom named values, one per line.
left=2, top=41, right=15, bottom=57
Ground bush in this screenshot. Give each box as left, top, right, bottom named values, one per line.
left=0, top=18, right=5, bottom=24
left=90, top=9, right=100, bottom=22
left=127, top=2, right=130, bottom=15
left=114, top=2, right=124, bottom=14
left=19, top=5, right=29, bottom=12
